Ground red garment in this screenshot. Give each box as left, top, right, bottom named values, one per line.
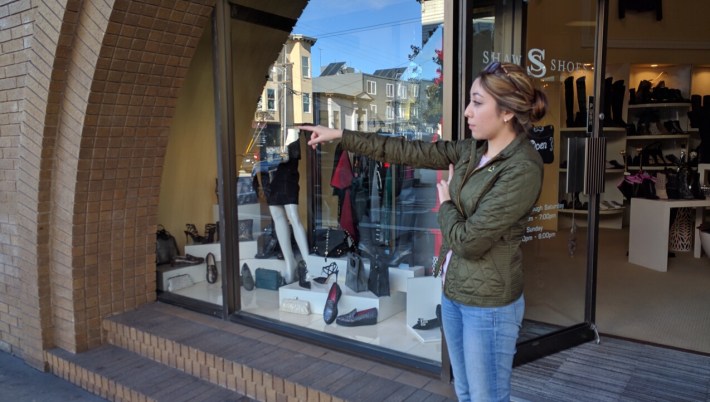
left=339, top=189, right=358, bottom=242
left=330, top=152, right=353, bottom=189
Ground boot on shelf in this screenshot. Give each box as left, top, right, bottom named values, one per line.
left=612, top=80, right=627, bottom=127
left=574, top=76, right=588, bottom=127
left=603, top=77, right=613, bottom=127
left=564, top=76, right=575, bottom=128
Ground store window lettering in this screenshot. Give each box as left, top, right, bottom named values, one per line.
left=482, top=48, right=592, bottom=78
left=523, top=203, right=563, bottom=243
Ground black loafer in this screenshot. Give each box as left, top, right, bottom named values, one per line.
left=323, top=283, right=342, bottom=324
left=336, top=308, right=378, bottom=327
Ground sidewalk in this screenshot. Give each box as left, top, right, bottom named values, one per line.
left=0, top=351, right=106, bottom=402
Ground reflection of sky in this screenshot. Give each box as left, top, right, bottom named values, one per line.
left=294, top=0, right=441, bottom=80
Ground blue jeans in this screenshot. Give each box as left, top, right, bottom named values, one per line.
left=441, top=294, right=525, bottom=402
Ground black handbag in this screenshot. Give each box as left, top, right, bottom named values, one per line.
left=312, top=228, right=351, bottom=260
left=156, top=225, right=179, bottom=265
left=367, top=254, right=390, bottom=297
left=254, top=268, right=285, bottom=290
left=255, top=224, right=281, bottom=259
left=238, top=219, right=253, bottom=241
left=345, top=253, right=367, bottom=292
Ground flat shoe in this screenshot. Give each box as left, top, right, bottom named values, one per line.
left=336, top=308, right=378, bottom=327
left=241, top=263, right=254, bottom=291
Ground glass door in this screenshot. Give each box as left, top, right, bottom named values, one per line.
left=465, top=0, right=605, bottom=363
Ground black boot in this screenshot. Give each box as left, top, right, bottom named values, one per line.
left=636, top=80, right=652, bottom=104
left=564, top=76, right=575, bottom=128
left=603, top=77, right=613, bottom=127
left=688, top=94, right=702, bottom=128
left=612, top=80, right=627, bottom=127
left=574, top=76, right=587, bottom=127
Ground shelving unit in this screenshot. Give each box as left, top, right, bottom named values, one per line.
left=556, top=63, right=708, bottom=230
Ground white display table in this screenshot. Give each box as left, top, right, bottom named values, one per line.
left=629, top=198, right=710, bottom=271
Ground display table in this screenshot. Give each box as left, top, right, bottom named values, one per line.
left=629, top=198, right=710, bottom=271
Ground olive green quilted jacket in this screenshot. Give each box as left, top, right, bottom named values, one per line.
left=341, top=129, right=543, bottom=307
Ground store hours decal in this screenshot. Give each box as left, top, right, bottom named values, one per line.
left=523, top=202, right=563, bottom=243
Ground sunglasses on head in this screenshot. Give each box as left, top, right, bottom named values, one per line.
left=481, top=61, right=524, bottom=92
left=482, top=61, right=509, bottom=75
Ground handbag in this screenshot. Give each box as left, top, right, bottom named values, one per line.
left=312, top=228, right=351, bottom=260
left=345, top=252, right=368, bottom=292
left=238, top=219, right=253, bottom=241
left=255, top=224, right=281, bottom=259
left=237, top=175, right=258, bottom=204
left=367, top=254, right=390, bottom=297
left=254, top=268, right=285, bottom=290
left=156, top=225, right=179, bottom=265
left=280, top=298, right=310, bottom=315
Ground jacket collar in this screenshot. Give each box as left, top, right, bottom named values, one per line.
left=472, top=132, right=529, bottom=166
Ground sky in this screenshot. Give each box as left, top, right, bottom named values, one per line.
left=293, top=0, right=441, bottom=79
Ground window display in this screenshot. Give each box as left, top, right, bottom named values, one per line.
left=231, top=0, right=446, bottom=364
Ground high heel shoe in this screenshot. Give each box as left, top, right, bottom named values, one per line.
left=203, top=223, right=216, bottom=244
left=298, top=261, right=310, bottom=289
left=184, top=223, right=204, bottom=244
left=314, top=262, right=339, bottom=284
left=323, top=283, right=342, bottom=324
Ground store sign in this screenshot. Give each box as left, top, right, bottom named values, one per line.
left=482, top=49, right=591, bottom=78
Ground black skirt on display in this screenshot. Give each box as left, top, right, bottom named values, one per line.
left=263, top=139, right=301, bottom=206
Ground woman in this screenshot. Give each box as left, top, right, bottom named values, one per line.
left=301, top=61, right=547, bottom=401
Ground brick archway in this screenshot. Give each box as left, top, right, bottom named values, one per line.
left=14, top=0, right=214, bottom=368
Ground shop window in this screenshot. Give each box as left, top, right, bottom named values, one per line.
left=227, top=1, right=446, bottom=368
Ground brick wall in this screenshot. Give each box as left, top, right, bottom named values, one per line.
left=1, top=0, right=214, bottom=368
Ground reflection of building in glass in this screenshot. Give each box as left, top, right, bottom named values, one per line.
left=420, top=0, right=443, bottom=46
left=312, top=62, right=434, bottom=139
left=254, top=34, right=316, bottom=148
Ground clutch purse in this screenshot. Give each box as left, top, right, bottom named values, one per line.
left=280, top=298, right=310, bottom=315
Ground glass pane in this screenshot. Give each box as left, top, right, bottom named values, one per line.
left=157, top=28, right=223, bottom=307
left=236, top=0, right=445, bottom=365
left=469, top=1, right=599, bottom=341
left=602, top=2, right=710, bottom=354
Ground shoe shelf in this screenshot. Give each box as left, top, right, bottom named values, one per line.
left=559, top=208, right=625, bottom=215
left=627, top=102, right=691, bottom=109
left=627, top=134, right=690, bottom=140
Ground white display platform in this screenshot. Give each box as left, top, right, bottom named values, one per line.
left=388, top=265, right=424, bottom=292
left=406, top=276, right=442, bottom=343
left=185, top=243, right=222, bottom=260
left=629, top=198, right=710, bottom=271
left=278, top=280, right=406, bottom=323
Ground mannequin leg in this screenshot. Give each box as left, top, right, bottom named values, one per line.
left=284, top=204, right=310, bottom=260
left=269, top=205, right=296, bottom=283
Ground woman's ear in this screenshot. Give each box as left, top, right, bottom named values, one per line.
left=502, top=110, right=515, bottom=124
